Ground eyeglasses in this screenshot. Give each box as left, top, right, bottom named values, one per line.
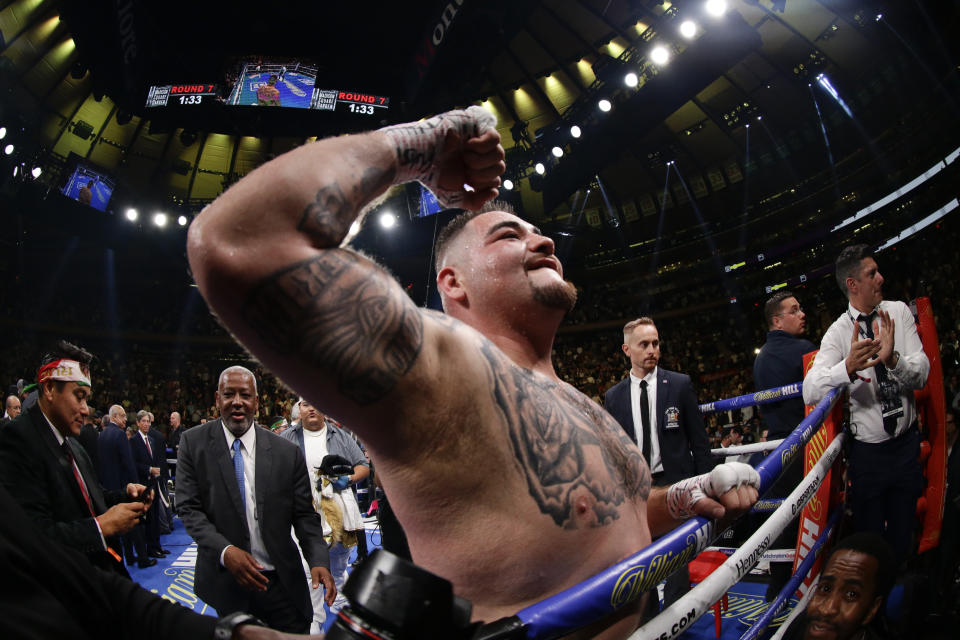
left=775, top=307, right=803, bottom=317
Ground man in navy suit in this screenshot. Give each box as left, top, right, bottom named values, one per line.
left=604, top=317, right=713, bottom=610
left=100, top=404, right=154, bottom=568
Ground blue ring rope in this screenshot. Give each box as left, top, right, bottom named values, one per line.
left=698, top=382, right=803, bottom=414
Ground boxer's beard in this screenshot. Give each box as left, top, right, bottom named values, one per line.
left=532, top=278, right=578, bottom=312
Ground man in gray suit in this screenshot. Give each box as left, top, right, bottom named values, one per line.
left=176, top=366, right=336, bottom=632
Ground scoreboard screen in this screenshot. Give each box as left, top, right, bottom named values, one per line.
left=311, top=89, right=390, bottom=116
left=146, top=84, right=218, bottom=107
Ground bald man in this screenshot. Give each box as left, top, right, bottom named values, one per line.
left=176, top=366, right=335, bottom=632
left=187, top=108, right=758, bottom=637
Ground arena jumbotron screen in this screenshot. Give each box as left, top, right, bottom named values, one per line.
left=60, top=154, right=116, bottom=212
left=225, top=58, right=318, bottom=109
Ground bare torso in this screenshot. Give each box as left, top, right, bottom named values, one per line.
left=369, top=315, right=653, bottom=636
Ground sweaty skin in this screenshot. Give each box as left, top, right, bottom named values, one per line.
left=187, top=112, right=754, bottom=638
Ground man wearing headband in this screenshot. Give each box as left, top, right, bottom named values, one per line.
left=0, top=341, right=153, bottom=576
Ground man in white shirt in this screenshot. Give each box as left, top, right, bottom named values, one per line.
left=803, top=244, right=929, bottom=563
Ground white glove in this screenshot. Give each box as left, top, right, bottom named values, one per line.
left=665, top=462, right=761, bottom=520
left=379, top=106, right=497, bottom=208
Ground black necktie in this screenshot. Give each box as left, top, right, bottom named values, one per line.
left=639, top=380, right=652, bottom=465
left=859, top=313, right=898, bottom=436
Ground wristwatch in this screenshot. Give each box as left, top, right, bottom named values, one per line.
left=213, top=612, right=265, bottom=640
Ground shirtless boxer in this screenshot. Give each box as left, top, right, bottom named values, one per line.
left=187, top=107, right=758, bottom=638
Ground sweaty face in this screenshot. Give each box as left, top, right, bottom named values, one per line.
left=776, top=296, right=807, bottom=336
left=460, top=211, right=577, bottom=313
left=849, top=258, right=884, bottom=310
left=804, top=550, right=882, bottom=640
left=299, top=400, right=325, bottom=431
left=216, top=371, right=258, bottom=437
left=623, top=324, right=660, bottom=376
left=45, top=382, right=90, bottom=439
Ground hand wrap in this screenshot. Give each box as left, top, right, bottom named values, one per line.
left=379, top=106, right=497, bottom=208
left=665, top=462, right=760, bottom=520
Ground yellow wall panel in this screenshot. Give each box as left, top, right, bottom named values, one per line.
left=0, top=0, right=50, bottom=44
left=44, top=70, right=86, bottom=117
left=51, top=95, right=112, bottom=158
left=190, top=173, right=223, bottom=200
left=22, top=36, right=74, bottom=96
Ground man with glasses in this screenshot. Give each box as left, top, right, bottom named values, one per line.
left=754, top=291, right=816, bottom=599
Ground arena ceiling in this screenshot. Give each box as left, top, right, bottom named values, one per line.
left=1, top=0, right=958, bottom=294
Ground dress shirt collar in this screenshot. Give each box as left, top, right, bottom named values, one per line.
left=630, top=366, right=658, bottom=387
left=847, top=300, right=882, bottom=321
left=221, top=420, right=256, bottom=453
left=40, top=409, right=65, bottom=447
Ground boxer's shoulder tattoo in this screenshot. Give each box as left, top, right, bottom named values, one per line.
left=478, top=340, right=650, bottom=529
left=242, top=249, right=423, bottom=405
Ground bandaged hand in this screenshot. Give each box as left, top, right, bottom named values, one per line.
left=666, top=462, right=760, bottom=520
left=379, top=106, right=503, bottom=209
left=331, top=475, right=351, bottom=491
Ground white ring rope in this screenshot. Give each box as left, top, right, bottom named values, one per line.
left=629, top=430, right=846, bottom=640
left=705, top=547, right=797, bottom=563
left=709, top=439, right=785, bottom=457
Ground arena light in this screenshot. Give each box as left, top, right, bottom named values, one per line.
left=551, top=146, right=564, bottom=158
left=153, top=212, right=168, bottom=227
left=125, top=208, right=138, bottom=221
left=502, top=178, right=514, bottom=190
left=31, top=166, right=42, bottom=179
left=3, top=144, right=13, bottom=155
left=379, top=212, right=396, bottom=229
left=624, top=72, right=638, bottom=87
left=650, top=46, right=670, bottom=66
left=0, top=126, right=6, bottom=139
left=570, top=125, right=582, bottom=138
left=680, top=20, right=697, bottom=39
left=12, top=165, right=18, bottom=177
left=597, top=99, right=612, bottom=112
left=705, top=0, right=727, bottom=17
left=534, top=162, right=545, bottom=175
left=177, top=215, right=188, bottom=226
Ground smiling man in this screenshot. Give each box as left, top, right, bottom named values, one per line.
left=782, top=532, right=896, bottom=640
left=187, top=107, right=759, bottom=638
left=803, top=245, right=929, bottom=564
left=0, top=341, right=151, bottom=576
left=175, top=365, right=335, bottom=632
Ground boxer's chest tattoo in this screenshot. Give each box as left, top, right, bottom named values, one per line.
left=478, top=341, right=651, bottom=529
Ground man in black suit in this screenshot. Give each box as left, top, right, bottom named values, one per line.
left=176, top=365, right=336, bottom=632
left=131, top=409, right=168, bottom=559
left=0, top=342, right=151, bottom=577
left=604, top=317, right=714, bottom=611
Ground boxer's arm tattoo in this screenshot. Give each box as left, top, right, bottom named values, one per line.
left=297, top=167, right=396, bottom=242
left=242, top=250, right=423, bottom=405
left=480, top=341, right=650, bottom=529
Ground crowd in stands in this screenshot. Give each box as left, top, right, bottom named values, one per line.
left=2, top=215, right=958, bottom=449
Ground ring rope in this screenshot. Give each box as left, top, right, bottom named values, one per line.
left=501, top=387, right=842, bottom=640
left=738, top=508, right=841, bottom=640
left=706, top=546, right=797, bottom=563
left=628, top=430, right=846, bottom=640
left=710, top=439, right=784, bottom=457
left=698, top=382, right=802, bottom=414
left=769, top=575, right=820, bottom=640
left=749, top=498, right=784, bottom=514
